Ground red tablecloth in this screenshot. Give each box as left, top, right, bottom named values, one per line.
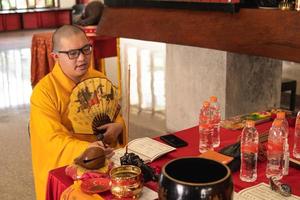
left=46, top=122, right=300, bottom=199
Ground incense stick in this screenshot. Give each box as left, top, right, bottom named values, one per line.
left=127, top=65, right=131, bottom=139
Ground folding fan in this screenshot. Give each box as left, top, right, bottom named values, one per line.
left=68, top=77, right=121, bottom=134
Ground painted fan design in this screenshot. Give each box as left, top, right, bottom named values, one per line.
left=68, top=77, right=121, bottom=134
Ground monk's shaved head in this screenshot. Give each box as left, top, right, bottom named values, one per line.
left=52, top=25, right=87, bottom=51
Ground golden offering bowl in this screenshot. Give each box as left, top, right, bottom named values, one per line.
left=110, top=165, right=143, bottom=199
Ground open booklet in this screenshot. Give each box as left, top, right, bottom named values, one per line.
left=234, top=182, right=300, bottom=200
left=111, top=137, right=176, bottom=166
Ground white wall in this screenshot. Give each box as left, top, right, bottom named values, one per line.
left=282, top=61, right=300, bottom=95
left=60, top=0, right=76, bottom=8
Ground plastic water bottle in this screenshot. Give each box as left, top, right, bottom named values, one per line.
left=210, top=96, right=221, bottom=148
left=199, top=101, right=214, bottom=153
left=266, top=119, right=284, bottom=180
left=240, top=120, right=258, bottom=182
left=199, top=101, right=211, bottom=124
left=275, top=112, right=289, bottom=138
left=293, top=111, right=300, bottom=159
left=275, top=112, right=289, bottom=175
left=283, top=143, right=290, bottom=176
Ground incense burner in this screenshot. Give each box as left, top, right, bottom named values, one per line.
left=110, top=165, right=143, bottom=198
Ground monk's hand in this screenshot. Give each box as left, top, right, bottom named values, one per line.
left=103, top=146, right=114, bottom=159
left=97, top=122, right=123, bottom=146
left=88, top=142, right=115, bottom=159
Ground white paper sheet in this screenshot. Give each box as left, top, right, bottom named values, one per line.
left=235, top=182, right=300, bottom=200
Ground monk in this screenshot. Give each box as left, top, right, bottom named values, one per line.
left=30, top=25, right=127, bottom=200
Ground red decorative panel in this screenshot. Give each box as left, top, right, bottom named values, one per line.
left=84, top=26, right=97, bottom=36
left=5, top=14, right=21, bottom=31
left=92, top=36, right=118, bottom=58
left=0, top=15, right=4, bottom=31
left=23, top=13, right=40, bottom=29
left=56, top=10, right=71, bottom=26
left=40, top=12, right=56, bottom=28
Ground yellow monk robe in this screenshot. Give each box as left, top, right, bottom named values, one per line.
left=30, top=63, right=127, bottom=200
left=60, top=181, right=104, bottom=200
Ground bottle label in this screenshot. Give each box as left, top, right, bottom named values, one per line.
left=200, top=115, right=209, bottom=122
left=241, top=144, right=258, bottom=153
left=268, top=141, right=283, bottom=153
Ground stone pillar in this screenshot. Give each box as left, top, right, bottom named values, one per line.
left=166, top=44, right=282, bottom=132
left=282, top=61, right=300, bottom=95
left=225, top=53, right=282, bottom=118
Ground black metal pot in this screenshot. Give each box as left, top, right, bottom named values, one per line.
left=158, top=157, right=233, bottom=200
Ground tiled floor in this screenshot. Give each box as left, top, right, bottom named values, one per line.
left=0, top=29, right=50, bottom=200
left=0, top=30, right=166, bottom=199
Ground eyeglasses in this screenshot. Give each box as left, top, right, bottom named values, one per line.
left=58, top=44, right=93, bottom=59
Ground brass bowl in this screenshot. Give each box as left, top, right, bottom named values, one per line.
left=110, top=165, right=143, bottom=199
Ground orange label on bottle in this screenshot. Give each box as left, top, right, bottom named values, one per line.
left=267, top=141, right=283, bottom=153
left=241, top=144, right=258, bottom=153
